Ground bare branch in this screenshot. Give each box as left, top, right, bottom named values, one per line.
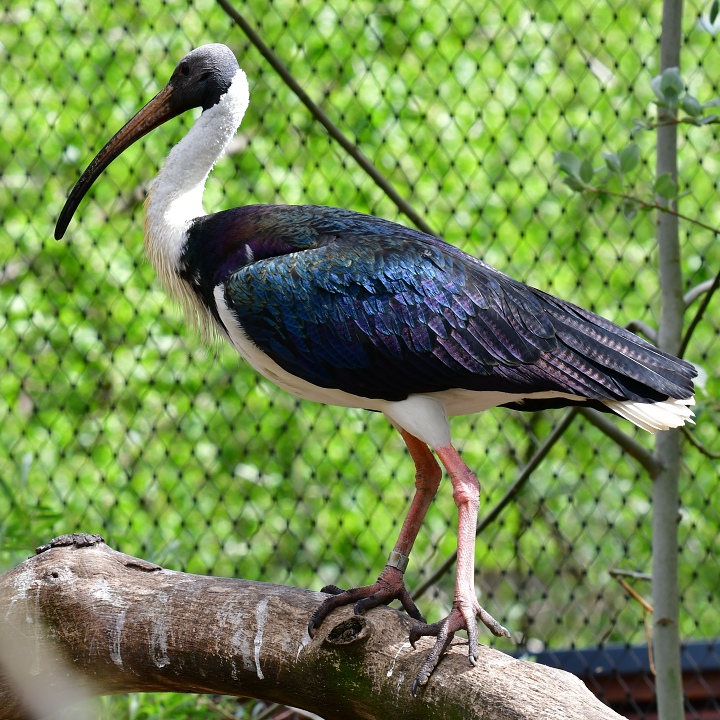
left=634, top=116, right=720, bottom=129
left=216, top=0, right=437, bottom=238
left=679, top=266, right=720, bottom=357
left=682, top=426, right=720, bottom=459
left=609, top=568, right=652, bottom=582
left=577, top=408, right=661, bottom=478
left=653, top=8, right=686, bottom=715
left=0, top=534, right=623, bottom=720
left=612, top=575, right=654, bottom=614
left=625, top=319, right=658, bottom=344
left=583, top=187, right=720, bottom=237
left=683, top=278, right=715, bottom=308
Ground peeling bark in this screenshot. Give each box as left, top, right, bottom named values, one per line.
left=0, top=534, right=622, bottom=720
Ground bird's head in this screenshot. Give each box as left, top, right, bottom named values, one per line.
left=166, top=44, right=240, bottom=112
left=55, top=44, right=241, bottom=240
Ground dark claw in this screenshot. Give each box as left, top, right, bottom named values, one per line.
left=308, top=566, right=423, bottom=636
left=410, top=616, right=456, bottom=696
left=409, top=602, right=510, bottom=693
left=353, top=593, right=389, bottom=616
left=319, top=584, right=345, bottom=595
left=397, top=587, right=426, bottom=623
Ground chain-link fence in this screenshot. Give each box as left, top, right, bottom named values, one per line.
left=2, top=0, right=719, bottom=717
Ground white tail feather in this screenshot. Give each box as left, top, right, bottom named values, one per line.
left=603, top=397, right=695, bottom=433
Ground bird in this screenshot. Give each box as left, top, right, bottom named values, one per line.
left=55, top=44, right=697, bottom=693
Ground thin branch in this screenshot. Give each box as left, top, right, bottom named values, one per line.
left=683, top=278, right=715, bottom=308
left=609, top=568, right=652, bottom=581
left=216, top=0, right=437, bottom=238
left=653, top=8, right=685, bottom=716
left=253, top=704, right=281, bottom=720
left=609, top=571, right=655, bottom=676
left=577, top=408, right=661, bottom=478
left=584, top=187, right=720, bottom=237
left=679, top=265, right=720, bottom=357
left=645, top=614, right=656, bottom=677
left=635, top=116, right=720, bottom=129
left=614, top=576, right=654, bottom=614
left=625, top=319, right=658, bottom=344
left=682, top=426, right=720, bottom=459
left=581, top=188, right=719, bottom=358
left=414, top=409, right=578, bottom=600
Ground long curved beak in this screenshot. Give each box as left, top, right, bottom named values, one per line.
left=55, top=84, right=180, bottom=240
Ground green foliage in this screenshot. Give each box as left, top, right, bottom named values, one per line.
left=654, top=173, right=678, bottom=200
left=632, top=67, right=720, bottom=129
left=98, top=693, right=261, bottom=718
left=553, top=69, right=720, bottom=227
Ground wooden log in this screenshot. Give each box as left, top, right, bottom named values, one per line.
left=0, top=534, right=622, bottom=720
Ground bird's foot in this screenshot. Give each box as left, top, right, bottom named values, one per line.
left=409, top=598, right=510, bottom=695
left=308, top=564, right=425, bottom=636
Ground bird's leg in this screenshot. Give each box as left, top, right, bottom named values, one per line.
left=308, top=430, right=441, bottom=635
left=409, top=444, right=510, bottom=695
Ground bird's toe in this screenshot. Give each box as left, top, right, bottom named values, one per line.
left=309, top=566, right=424, bottom=635
left=408, top=601, right=510, bottom=692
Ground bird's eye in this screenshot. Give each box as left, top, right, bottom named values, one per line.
left=180, top=62, right=190, bottom=76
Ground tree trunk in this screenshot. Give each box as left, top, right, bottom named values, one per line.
left=654, top=0, right=686, bottom=715
left=0, top=534, right=622, bottom=720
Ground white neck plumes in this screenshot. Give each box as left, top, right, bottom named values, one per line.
left=143, top=68, right=249, bottom=332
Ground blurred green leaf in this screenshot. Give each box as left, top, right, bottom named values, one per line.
left=553, top=150, right=581, bottom=178
left=711, top=0, right=719, bottom=24
left=660, top=67, right=684, bottom=107
left=681, top=95, right=703, bottom=117
left=654, top=172, right=678, bottom=199
left=698, top=113, right=720, bottom=125
left=602, top=152, right=622, bottom=173
left=620, top=144, right=640, bottom=172
left=621, top=200, right=638, bottom=220
left=563, top=175, right=587, bottom=192
left=650, top=74, right=665, bottom=102
left=579, top=159, right=594, bottom=184
left=632, top=117, right=653, bottom=132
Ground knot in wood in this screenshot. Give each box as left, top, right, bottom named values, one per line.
left=324, top=616, right=370, bottom=647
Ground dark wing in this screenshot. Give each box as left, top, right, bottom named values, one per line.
left=221, top=209, right=695, bottom=405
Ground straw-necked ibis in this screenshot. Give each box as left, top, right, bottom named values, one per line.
left=55, top=44, right=696, bottom=692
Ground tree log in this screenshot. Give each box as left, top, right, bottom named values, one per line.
left=0, top=534, right=622, bottom=720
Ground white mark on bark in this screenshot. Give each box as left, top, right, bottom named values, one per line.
left=31, top=589, right=41, bottom=674
left=150, top=616, right=170, bottom=668
left=295, top=630, right=312, bottom=662
left=253, top=597, right=269, bottom=680
left=386, top=642, right=411, bottom=677
left=225, top=605, right=254, bottom=675
left=9, top=568, right=35, bottom=605
left=231, top=628, right=255, bottom=673
left=110, top=609, right=127, bottom=667
left=89, top=577, right=114, bottom=602
left=89, top=577, right=129, bottom=608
